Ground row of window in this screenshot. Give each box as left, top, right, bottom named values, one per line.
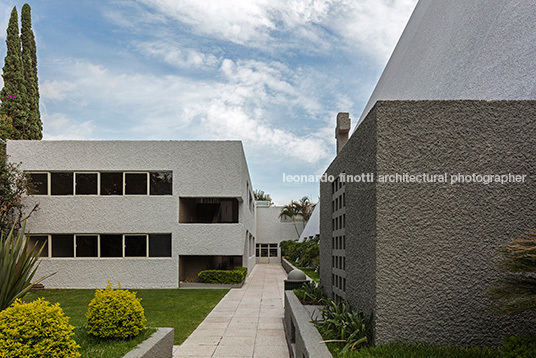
left=333, top=214, right=346, bottom=231
left=333, top=255, right=346, bottom=270
left=331, top=173, right=346, bottom=194
left=27, top=171, right=172, bottom=196
left=332, top=274, right=346, bottom=292
left=29, top=233, right=172, bottom=258
left=332, top=193, right=346, bottom=212
left=332, top=235, right=346, bottom=250
left=256, top=243, right=278, bottom=257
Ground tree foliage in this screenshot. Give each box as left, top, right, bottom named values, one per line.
left=21, top=4, right=42, bottom=140
left=0, top=4, right=41, bottom=140
left=0, top=157, right=38, bottom=236
left=279, top=196, right=315, bottom=237
left=253, top=189, right=273, bottom=205
left=488, top=229, right=536, bottom=315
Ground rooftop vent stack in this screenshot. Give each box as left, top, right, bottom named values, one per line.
left=336, top=112, right=351, bottom=153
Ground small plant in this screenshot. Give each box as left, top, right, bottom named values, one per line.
left=0, top=221, right=50, bottom=311
left=314, top=299, right=373, bottom=353
left=198, top=267, right=247, bottom=284
left=0, top=298, right=80, bottom=358
left=86, top=281, right=146, bottom=339
left=488, top=229, right=536, bottom=315
left=294, top=281, right=324, bottom=305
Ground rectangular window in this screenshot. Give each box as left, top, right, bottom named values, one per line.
left=149, top=234, right=172, bottom=257
left=150, top=172, right=172, bottom=195
left=75, top=173, right=98, bottom=195
left=256, top=244, right=260, bottom=257
left=51, top=234, right=74, bottom=257
left=125, top=173, right=148, bottom=195
left=269, top=243, right=278, bottom=257
left=101, top=172, right=123, bottom=195
left=50, top=172, right=73, bottom=195
left=100, top=234, right=123, bottom=257
left=125, top=235, right=147, bottom=257
left=29, top=235, right=48, bottom=257
left=76, top=235, right=98, bottom=257
left=28, top=173, right=48, bottom=195
left=261, top=244, right=268, bottom=257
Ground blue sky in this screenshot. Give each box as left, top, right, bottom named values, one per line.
left=0, top=0, right=417, bottom=205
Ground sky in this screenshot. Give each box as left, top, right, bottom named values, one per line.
left=0, top=0, right=418, bottom=205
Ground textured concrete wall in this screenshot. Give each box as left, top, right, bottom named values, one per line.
left=7, top=140, right=256, bottom=288
left=256, top=206, right=302, bottom=244
left=359, top=0, right=536, bottom=126
left=321, top=100, right=536, bottom=346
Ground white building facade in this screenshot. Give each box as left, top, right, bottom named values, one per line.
left=7, top=140, right=257, bottom=289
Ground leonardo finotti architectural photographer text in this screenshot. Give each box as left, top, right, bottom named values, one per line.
left=282, top=172, right=528, bottom=184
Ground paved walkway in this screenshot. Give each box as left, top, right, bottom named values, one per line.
left=173, top=264, right=290, bottom=358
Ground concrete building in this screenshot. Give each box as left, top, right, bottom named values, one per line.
left=7, top=140, right=257, bottom=289
left=255, top=201, right=303, bottom=263
left=320, top=0, right=536, bottom=347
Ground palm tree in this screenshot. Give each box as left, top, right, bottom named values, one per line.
left=279, top=201, right=300, bottom=238
left=297, top=196, right=314, bottom=230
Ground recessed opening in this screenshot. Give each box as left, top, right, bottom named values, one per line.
left=150, top=172, right=172, bottom=195
left=179, top=255, right=243, bottom=282
left=100, top=234, right=123, bottom=257
left=179, top=198, right=239, bottom=223
left=101, top=172, right=123, bottom=195
left=29, top=235, right=48, bottom=257
left=125, top=235, right=147, bottom=257
left=76, top=235, right=98, bottom=257
left=125, top=173, right=148, bottom=195
left=149, top=234, right=172, bottom=257
left=50, top=172, right=73, bottom=195
left=28, top=173, right=48, bottom=195
left=75, top=173, right=98, bottom=195
left=51, top=234, right=74, bottom=257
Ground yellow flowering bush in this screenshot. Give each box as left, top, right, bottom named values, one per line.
left=86, top=282, right=146, bottom=339
left=0, top=298, right=80, bottom=358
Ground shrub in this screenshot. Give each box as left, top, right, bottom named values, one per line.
left=86, top=282, right=146, bottom=339
left=294, top=281, right=324, bottom=305
left=280, top=236, right=319, bottom=271
left=500, top=336, right=536, bottom=358
left=198, top=267, right=247, bottom=284
left=0, top=298, right=80, bottom=358
left=314, top=299, right=373, bottom=353
left=0, top=221, right=49, bottom=311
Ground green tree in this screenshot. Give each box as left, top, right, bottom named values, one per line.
left=21, top=4, right=42, bottom=140
left=279, top=200, right=301, bottom=238
left=488, top=229, right=536, bottom=315
left=297, top=196, right=314, bottom=229
left=253, top=189, right=273, bottom=205
left=0, top=7, right=29, bottom=140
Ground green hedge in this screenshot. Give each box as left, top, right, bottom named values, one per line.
left=198, top=267, right=247, bottom=284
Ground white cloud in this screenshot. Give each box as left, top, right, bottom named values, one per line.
left=42, top=113, right=95, bottom=140
left=135, top=41, right=221, bottom=69
left=134, top=0, right=418, bottom=63
left=40, top=58, right=333, bottom=163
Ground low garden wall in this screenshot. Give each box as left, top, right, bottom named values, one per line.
left=122, top=327, right=174, bottom=358
left=284, top=291, right=332, bottom=358
left=282, top=258, right=315, bottom=282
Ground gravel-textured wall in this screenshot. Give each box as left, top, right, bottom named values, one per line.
left=321, top=100, right=536, bottom=346
left=7, top=140, right=256, bottom=288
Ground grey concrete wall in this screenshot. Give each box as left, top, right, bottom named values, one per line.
left=256, top=206, right=303, bottom=244
left=321, top=100, right=536, bottom=346
left=358, top=0, right=536, bottom=126
left=123, top=327, right=174, bottom=358
left=6, top=140, right=256, bottom=288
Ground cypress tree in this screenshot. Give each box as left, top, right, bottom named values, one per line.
left=0, top=7, right=29, bottom=140
left=21, top=3, right=41, bottom=140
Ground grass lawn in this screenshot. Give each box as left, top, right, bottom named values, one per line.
left=24, top=288, right=229, bottom=356
left=287, top=259, right=320, bottom=283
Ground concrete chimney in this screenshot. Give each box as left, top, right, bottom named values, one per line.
left=335, top=112, right=351, bottom=153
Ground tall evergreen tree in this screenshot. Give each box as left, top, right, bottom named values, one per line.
left=0, top=7, right=29, bottom=140
left=21, top=4, right=41, bottom=140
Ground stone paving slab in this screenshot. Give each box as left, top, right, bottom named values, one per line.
left=173, top=264, right=289, bottom=358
